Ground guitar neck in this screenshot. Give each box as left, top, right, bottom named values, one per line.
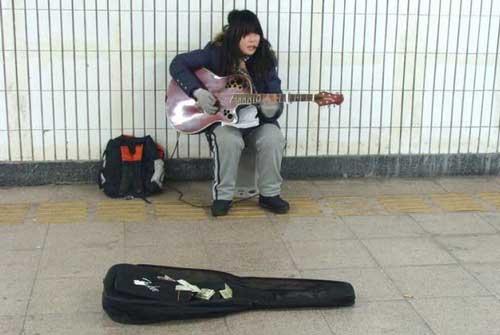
left=233, top=93, right=315, bottom=104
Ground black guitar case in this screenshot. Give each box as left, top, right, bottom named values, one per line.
left=102, top=263, right=355, bottom=324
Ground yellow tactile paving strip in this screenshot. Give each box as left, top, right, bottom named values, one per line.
left=430, top=193, right=485, bottom=212
left=478, top=192, right=500, bottom=209
left=96, top=200, right=146, bottom=222
left=36, top=201, right=88, bottom=224
left=0, top=203, right=30, bottom=224
left=326, top=196, right=386, bottom=216
left=7, top=191, right=500, bottom=225
left=154, top=201, right=207, bottom=220
left=377, top=195, right=436, bottom=213
left=218, top=200, right=268, bottom=219
left=284, top=198, right=323, bottom=217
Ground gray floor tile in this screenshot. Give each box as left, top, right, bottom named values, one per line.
left=436, top=176, right=500, bottom=193
left=205, top=240, right=295, bottom=272
left=0, top=316, right=24, bottom=335
left=0, top=279, right=32, bottom=316
left=385, top=265, right=489, bottom=298
left=125, top=244, right=211, bottom=269
left=343, top=215, right=426, bottom=239
left=463, top=263, right=500, bottom=297
left=375, top=178, right=446, bottom=194
left=273, top=216, right=355, bottom=242
left=322, top=300, right=434, bottom=335
left=28, top=277, right=102, bottom=315
left=23, top=313, right=110, bottom=335
left=437, top=235, right=500, bottom=263
left=38, top=246, right=124, bottom=279
left=411, top=296, right=500, bottom=335
left=226, top=310, right=332, bottom=335
left=288, top=240, right=377, bottom=270
left=362, top=237, right=456, bottom=266
left=301, top=268, right=402, bottom=301
left=45, top=223, right=123, bottom=249
left=0, top=223, right=46, bottom=251
left=201, top=219, right=280, bottom=244
left=106, top=317, right=231, bottom=335
left=411, top=213, right=497, bottom=235
left=0, top=250, right=41, bottom=281
left=125, top=221, right=205, bottom=247
left=479, top=212, right=500, bottom=231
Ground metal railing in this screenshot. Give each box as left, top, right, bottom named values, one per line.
left=0, top=0, right=499, bottom=161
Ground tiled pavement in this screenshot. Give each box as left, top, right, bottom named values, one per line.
left=1, top=176, right=500, bottom=334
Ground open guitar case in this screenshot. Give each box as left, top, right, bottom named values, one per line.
left=102, top=263, right=355, bottom=324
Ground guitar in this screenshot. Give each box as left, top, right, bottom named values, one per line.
left=166, top=68, right=344, bottom=134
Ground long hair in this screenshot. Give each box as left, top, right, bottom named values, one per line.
left=213, top=10, right=277, bottom=79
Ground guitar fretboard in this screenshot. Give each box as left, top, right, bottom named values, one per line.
left=232, top=93, right=315, bottom=104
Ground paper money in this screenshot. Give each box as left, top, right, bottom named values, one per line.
left=219, top=283, right=233, bottom=299
left=176, top=279, right=201, bottom=293
left=195, top=288, right=216, bottom=300
left=156, top=274, right=176, bottom=282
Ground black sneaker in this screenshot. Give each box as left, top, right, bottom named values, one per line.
left=211, top=200, right=232, bottom=217
left=259, top=195, right=290, bottom=214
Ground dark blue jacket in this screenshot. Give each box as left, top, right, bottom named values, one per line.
left=169, top=43, right=284, bottom=124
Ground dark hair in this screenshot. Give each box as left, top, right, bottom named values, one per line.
left=213, top=10, right=277, bottom=79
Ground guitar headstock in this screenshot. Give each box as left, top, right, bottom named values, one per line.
left=314, top=91, right=344, bottom=106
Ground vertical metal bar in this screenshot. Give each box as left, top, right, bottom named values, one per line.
left=199, top=0, right=202, bottom=157
left=294, top=0, right=303, bottom=156
left=357, top=0, right=367, bottom=155
left=35, top=0, right=45, bottom=160
left=277, top=0, right=280, bottom=69
left=472, top=0, right=484, bottom=153
left=409, top=0, right=422, bottom=154
left=398, top=0, right=410, bottom=154
left=368, top=0, right=379, bottom=155
left=428, top=0, right=442, bottom=153
left=165, top=1, right=168, bottom=151
left=305, top=0, right=313, bottom=155
left=480, top=0, right=493, bottom=152
left=119, top=0, right=124, bottom=133
left=284, top=0, right=291, bottom=155
left=0, top=1, right=11, bottom=160
left=326, top=0, right=335, bottom=155
left=23, top=0, right=34, bottom=160
left=107, top=0, right=112, bottom=140
left=142, top=0, right=146, bottom=135
left=48, top=0, right=56, bottom=159
left=337, top=0, right=346, bottom=155
left=347, top=0, right=357, bottom=155
left=59, top=0, right=68, bottom=159
left=11, top=0, right=23, bottom=160
left=457, top=0, right=473, bottom=153
left=377, top=0, right=389, bottom=154
left=266, top=0, right=269, bottom=38
left=176, top=0, right=180, bottom=158
left=83, top=0, right=90, bottom=158
left=437, top=0, right=453, bottom=153
left=71, top=0, right=79, bottom=159
left=388, top=0, right=400, bottom=154
left=95, top=0, right=101, bottom=156
left=315, top=0, right=325, bottom=155
left=491, top=17, right=500, bottom=151
left=187, top=0, right=190, bottom=157
left=153, top=0, right=157, bottom=141
left=418, top=0, right=432, bottom=154
left=447, top=0, right=463, bottom=154
left=130, top=0, right=135, bottom=135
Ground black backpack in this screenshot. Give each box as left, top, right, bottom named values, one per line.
left=98, top=135, right=165, bottom=199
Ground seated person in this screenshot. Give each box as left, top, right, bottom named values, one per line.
left=169, top=9, right=289, bottom=216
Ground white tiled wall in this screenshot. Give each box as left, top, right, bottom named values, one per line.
left=0, top=0, right=499, bottom=161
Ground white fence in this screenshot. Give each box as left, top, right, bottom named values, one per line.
left=1, top=0, right=500, bottom=161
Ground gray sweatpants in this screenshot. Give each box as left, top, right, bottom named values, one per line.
left=207, top=123, right=286, bottom=201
